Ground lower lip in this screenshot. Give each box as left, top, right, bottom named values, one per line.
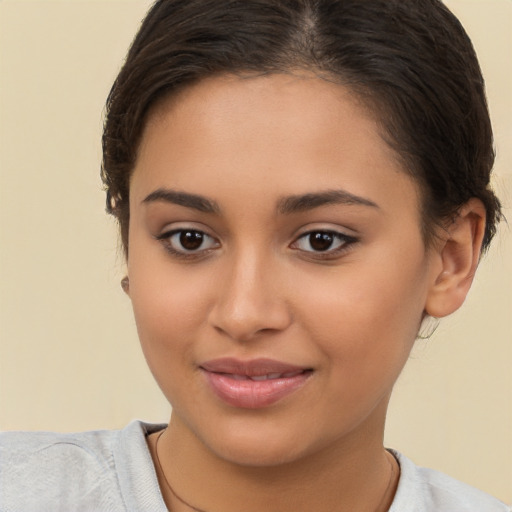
left=202, top=371, right=311, bottom=409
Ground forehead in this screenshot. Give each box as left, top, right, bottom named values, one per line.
left=132, top=73, right=420, bottom=218
left=146, top=73, right=382, bottom=156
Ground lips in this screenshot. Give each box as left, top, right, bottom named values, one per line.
left=200, top=358, right=312, bottom=409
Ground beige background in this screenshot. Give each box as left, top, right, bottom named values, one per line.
left=0, top=0, right=511, bottom=504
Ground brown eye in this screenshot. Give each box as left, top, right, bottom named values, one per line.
left=292, top=230, right=357, bottom=256
left=309, top=232, right=335, bottom=251
left=157, top=229, right=219, bottom=255
left=179, top=230, right=205, bottom=251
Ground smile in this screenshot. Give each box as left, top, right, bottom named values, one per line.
left=200, top=358, right=313, bottom=409
left=227, top=371, right=304, bottom=381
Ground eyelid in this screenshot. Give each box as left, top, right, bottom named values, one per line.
left=290, top=227, right=358, bottom=258
left=155, top=224, right=220, bottom=259
left=156, top=219, right=214, bottom=235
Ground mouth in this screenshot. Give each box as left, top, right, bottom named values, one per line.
left=200, top=358, right=313, bottom=409
left=222, top=370, right=306, bottom=381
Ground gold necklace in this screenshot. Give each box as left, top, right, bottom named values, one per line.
left=154, top=429, right=397, bottom=512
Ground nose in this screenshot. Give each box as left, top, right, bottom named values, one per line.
left=208, top=251, right=292, bottom=342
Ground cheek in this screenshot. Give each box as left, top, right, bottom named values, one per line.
left=293, top=251, right=428, bottom=371
left=291, top=274, right=423, bottom=425
left=128, top=251, right=213, bottom=367
left=127, top=263, right=217, bottom=413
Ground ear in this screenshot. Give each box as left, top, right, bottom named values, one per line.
left=121, top=276, right=130, bottom=296
left=425, top=198, right=486, bottom=318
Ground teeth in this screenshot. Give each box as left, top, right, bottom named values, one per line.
left=230, top=374, right=249, bottom=381
left=249, top=372, right=296, bottom=381
left=225, top=371, right=305, bottom=381
left=283, top=371, right=302, bottom=378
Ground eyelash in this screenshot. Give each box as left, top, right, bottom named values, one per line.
left=155, top=228, right=358, bottom=260
left=155, top=229, right=219, bottom=260
left=290, top=230, right=358, bottom=259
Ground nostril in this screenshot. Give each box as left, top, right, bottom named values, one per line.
left=207, top=266, right=293, bottom=341
left=209, top=303, right=292, bottom=342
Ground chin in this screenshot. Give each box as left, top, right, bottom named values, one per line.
left=212, top=437, right=307, bottom=468
left=194, top=417, right=328, bottom=469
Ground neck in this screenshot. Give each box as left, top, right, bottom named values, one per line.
left=149, top=408, right=398, bottom=512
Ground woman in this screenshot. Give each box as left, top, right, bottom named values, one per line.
left=1, top=1, right=509, bottom=510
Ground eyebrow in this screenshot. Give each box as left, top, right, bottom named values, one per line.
left=142, top=187, right=379, bottom=215
left=142, top=189, right=220, bottom=214
left=277, top=189, right=379, bottom=214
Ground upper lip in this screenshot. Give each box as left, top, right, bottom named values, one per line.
left=200, top=358, right=311, bottom=378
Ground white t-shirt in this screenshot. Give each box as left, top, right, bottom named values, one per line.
left=0, top=420, right=509, bottom=511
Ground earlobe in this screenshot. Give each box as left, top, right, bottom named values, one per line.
left=425, top=199, right=486, bottom=318
left=121, top=276, right=130, bottom=296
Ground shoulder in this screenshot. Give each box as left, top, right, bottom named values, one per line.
left=0, top=420, right=167, bottom=512
left=0, top=425, right=123, bottom=511
left=0, top=425, right=119, bottom=466
left=389, top=450, right=510, bottom=512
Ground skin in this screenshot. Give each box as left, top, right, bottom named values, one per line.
left=126, top=74, right=485, bottom=512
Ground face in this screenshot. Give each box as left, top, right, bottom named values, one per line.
left=127, top=74, right=440, bottom=466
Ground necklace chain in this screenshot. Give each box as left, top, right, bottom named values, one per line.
left=154, top=429, right=396, bottom=512
left=155, top=430, right=207, bottom=512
